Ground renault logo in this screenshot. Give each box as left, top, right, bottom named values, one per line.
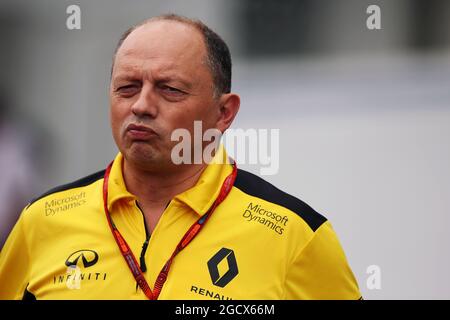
left=207, top=248, right=238, bottom=288
left=65, top=249, right=99, bottom=268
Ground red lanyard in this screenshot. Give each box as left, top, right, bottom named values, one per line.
left=102, top=160, right=237, bottom=300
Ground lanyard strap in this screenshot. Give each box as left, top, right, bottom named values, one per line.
left=102, top=160, right=237, bottom=300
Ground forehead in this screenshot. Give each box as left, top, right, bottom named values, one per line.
left=114, top=20, right=208, bottom=77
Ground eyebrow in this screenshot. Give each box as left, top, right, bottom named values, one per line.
left=112, top=74, right=141, bottom=83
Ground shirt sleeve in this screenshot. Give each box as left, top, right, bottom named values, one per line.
left=0, top=210, right=31, bottom=299
left=284, top=221, right=361, bottom=299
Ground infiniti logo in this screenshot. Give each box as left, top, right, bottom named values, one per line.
left=65, top=249, right=99, bottom=268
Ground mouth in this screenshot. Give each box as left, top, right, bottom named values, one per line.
left=125, top=123, right=158, bottom=140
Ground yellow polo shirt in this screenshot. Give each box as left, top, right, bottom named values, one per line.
left=0, top=150, right=361, bottom=300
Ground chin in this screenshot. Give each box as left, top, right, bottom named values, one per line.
left=124, top=144, right=169, bottom=170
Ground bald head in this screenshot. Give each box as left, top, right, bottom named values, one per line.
left=114, top=20, right=210, bottom=89
left=112, top=14, right=232, bottom=96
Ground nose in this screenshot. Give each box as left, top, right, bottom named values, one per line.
left=130, top=84, right=158, bottom=118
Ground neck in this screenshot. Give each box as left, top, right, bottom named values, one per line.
left=122, top=159, right=207, bottom=206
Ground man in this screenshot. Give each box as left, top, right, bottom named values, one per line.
left=0, top=14, right=361, bottom=299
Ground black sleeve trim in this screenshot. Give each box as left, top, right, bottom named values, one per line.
left=233, top=169, right=327, bottom=232
left=27, top=169, right=106, bottom=208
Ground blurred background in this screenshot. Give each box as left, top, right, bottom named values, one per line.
left=0, top=0, right=449, bottom=299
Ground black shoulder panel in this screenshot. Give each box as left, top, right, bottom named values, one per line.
left=233, top=169, right=327, bottom=231
left=27, top=169, right=106, bottom=208
left=22, top=287, right=36, bottom=300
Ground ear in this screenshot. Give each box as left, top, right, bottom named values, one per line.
left=216, top=93, right=240, bottom=133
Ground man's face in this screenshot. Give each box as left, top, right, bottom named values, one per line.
left=110, top=20, right=220, bottom=171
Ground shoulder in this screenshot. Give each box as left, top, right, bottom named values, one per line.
left=25, top=169, right=105, bottom=212
left=233, top=168, right=327, bottom=232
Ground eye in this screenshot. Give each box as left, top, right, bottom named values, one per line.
left=166, top=86, right=180, bottom=92
left=162, top=85, right=182, bottom=93
left=116, top=84, right=140, bottom=96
